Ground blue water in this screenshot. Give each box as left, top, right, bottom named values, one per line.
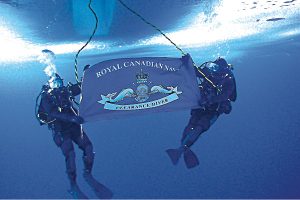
left=1, top=0, right=300, bottom=199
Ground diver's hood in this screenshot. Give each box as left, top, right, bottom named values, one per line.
left=49, top=73, right=64, bottom=89
left=202, top=58, right=232, bottom=78
left=213, top=58, right=228, bottom=67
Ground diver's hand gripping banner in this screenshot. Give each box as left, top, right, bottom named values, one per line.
left=79, top=54, right=201, bottom=121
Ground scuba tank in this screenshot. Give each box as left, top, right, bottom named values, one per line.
left=35, top=85, right=56, bottom=125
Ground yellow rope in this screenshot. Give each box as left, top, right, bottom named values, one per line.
left=74, top=0, right=98, bottom=83
left=117, top=0, right=219, bottom=91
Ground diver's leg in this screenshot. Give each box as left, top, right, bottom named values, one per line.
left=184, top=110, right=208, bottom=168
left=52, top=129, right=88, bottom=198
left=72, top=127, right=113, bottom=199
left=59, top=132, right=77, bottom=186
left=72, top=127, right=95, bottom=174
left=166, top=108, right=218, bottom=168
left=181, top=109, right=212, bottom=148
left=182, top=110, right=219, bottom=168
left=166, top=109, right=205, bottom=166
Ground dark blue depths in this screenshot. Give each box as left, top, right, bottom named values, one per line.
left=1, top=36, right=300, bottom=198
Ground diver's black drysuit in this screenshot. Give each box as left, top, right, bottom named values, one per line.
left=182, top=58, right=237, bottom=146
left=167, top=58, right=237, bottom=168
left=37, top=83, right=94, bottom=185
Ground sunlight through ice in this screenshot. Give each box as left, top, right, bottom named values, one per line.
left=143, top=0, right=300, bottom=48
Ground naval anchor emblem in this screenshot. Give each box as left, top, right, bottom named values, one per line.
left=98, top=69, right=182, bottom=110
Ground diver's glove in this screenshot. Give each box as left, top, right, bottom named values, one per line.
left=83, top=64, right=90, bottom=71
left=67, top=81, right=82, bottom=96
left=70, top=116, right=85, bottom=124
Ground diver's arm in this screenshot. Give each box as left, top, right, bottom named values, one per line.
left=210, top=77, right=235, bottom=104
left=41, top=94, right=84, bottom=124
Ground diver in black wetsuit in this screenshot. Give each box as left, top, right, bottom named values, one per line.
left=37, top=73, right=113, bottom=199
left=36, top=73, right=94, bottom=198
left=36, top=49, right=112, bottom=199
left=166, top=57, right=237, bottom=169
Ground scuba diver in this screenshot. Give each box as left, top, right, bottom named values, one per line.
left=36, top=49, right=112, bottom=199
left=166, top=57, right=237, bottom=169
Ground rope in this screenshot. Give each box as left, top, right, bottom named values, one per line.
left=117, top=0, right=219, bottom=91
left=74, top=0, right=99, bottom=83
left=117, top=0, right=186, bottom=56
left=72, top=0, right=99, bottom=138
left=192, top=61, right=218, bottom=89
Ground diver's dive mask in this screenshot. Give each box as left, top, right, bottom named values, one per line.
left=203, top=58, right=232, bottom=77
left=206, top=62, right=220, bottom=73
left=49, top=73, right=64, bottom=89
